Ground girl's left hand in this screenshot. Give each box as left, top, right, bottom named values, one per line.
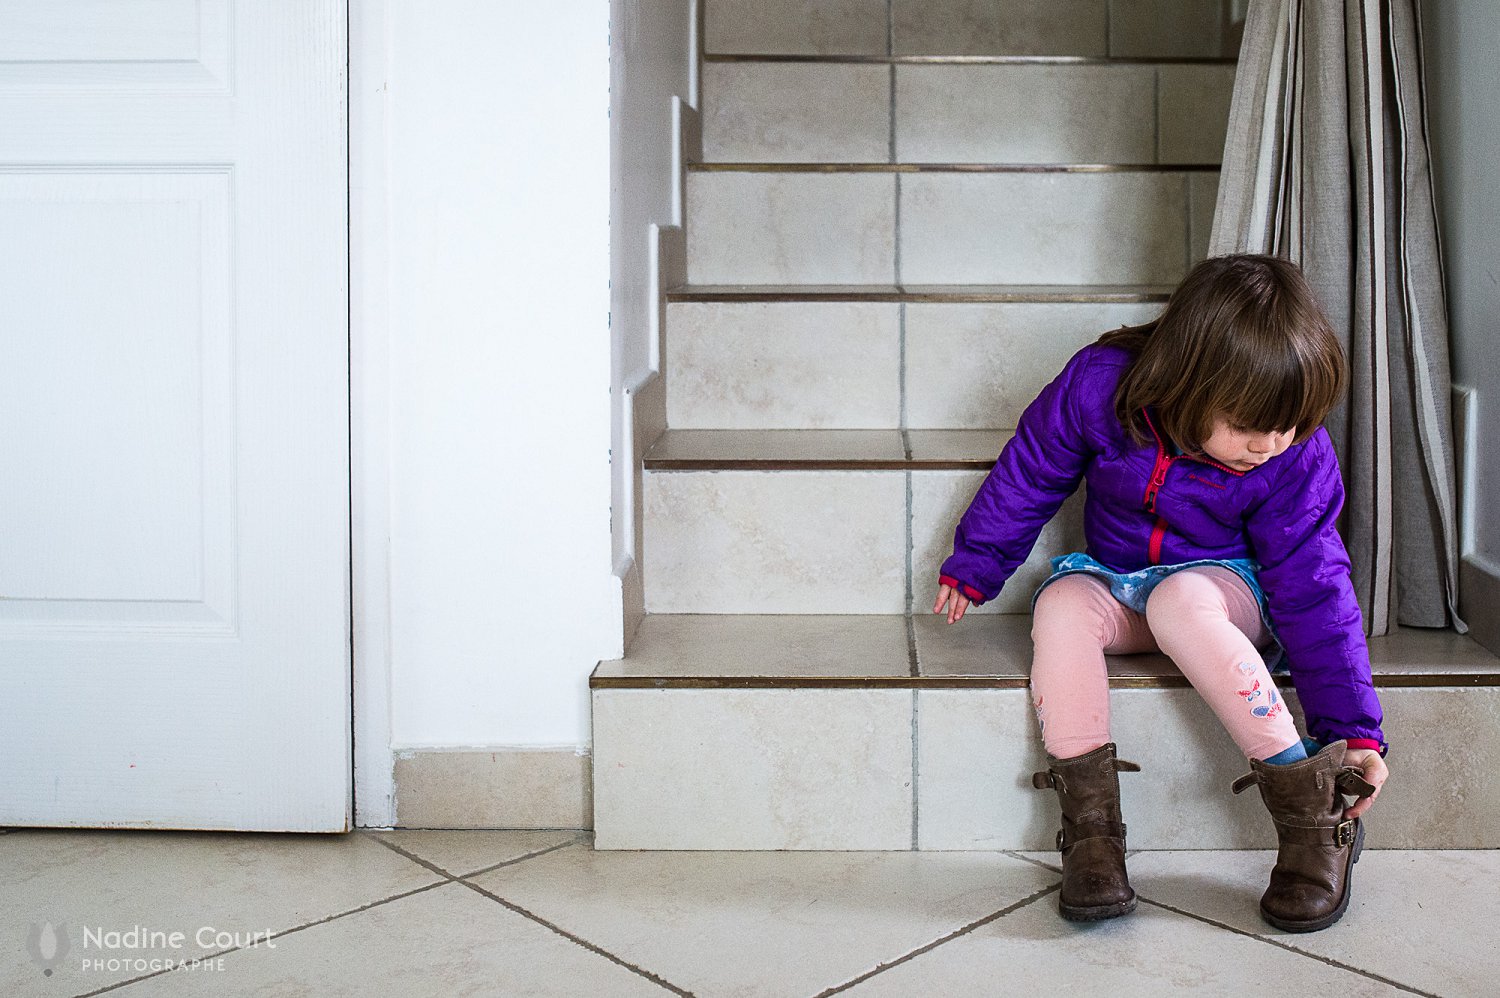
left=1341, top=747, right=1388, bottom=819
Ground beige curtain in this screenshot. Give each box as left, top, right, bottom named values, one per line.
left=1209, top=0, right=1466, bottom=637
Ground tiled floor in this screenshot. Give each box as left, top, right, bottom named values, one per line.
left=3, top=826, right=1492, bottom=996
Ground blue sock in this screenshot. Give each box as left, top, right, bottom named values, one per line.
left=1261, top=737, right=1323, bottom=764
left=1262, top=740, right=1309, bottom=765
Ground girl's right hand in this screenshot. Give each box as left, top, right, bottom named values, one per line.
left=933, top=584, right=971, bottom=624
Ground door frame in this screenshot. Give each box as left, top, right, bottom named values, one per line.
left=350, top=0, right=397, bottom=829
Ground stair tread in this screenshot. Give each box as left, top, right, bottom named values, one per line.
left=644, top=429, right=1009, bottom=470
left=690, top=161, right=1220, bottom=172
left=666, top=283, right=1176, bottom=302
left=704, top=54, right=1237, bottom=65
left=593, top=614, right=1500, bottom=687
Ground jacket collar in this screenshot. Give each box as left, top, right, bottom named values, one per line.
left=1141, top=406, right=1247, bottom=477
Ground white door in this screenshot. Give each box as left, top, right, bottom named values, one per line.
left=0, top=2, right=350, bottom=831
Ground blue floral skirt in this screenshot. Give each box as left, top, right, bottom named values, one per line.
left=1030, top=551, right=1288, bottom=674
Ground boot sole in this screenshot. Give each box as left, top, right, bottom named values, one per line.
left=1060, top=892, right=1138, bottom=922
left=1260, top=819, right=1365, bottom=934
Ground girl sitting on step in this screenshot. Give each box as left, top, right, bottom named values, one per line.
left=932, top=253, right=1388, bottom=933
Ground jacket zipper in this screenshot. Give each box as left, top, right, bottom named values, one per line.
left=1148, top=517, right=1168, bottom=564
left=1138, top=408, right=1248, bottom=565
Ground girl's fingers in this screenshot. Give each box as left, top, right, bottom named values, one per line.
left=1345, top=787, right=1379, bottom=820
left=933, top=585, right=952, bottom=614
left=1342, top=759, right=1385, bottom=819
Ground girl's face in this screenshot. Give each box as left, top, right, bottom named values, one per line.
left=1200, top=417, right=1296, bottom=471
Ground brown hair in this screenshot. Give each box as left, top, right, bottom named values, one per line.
left=1095, top=254, right=1345, bottom=456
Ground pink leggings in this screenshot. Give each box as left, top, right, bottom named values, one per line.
left=1029, top=566, right=1302, bottom=762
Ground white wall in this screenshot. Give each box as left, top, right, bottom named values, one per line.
left=609, top=0, right=695, bottom=626
left=1423, top=0, right=1500, bottom=565
left=383, top=2, right=620, bottom=749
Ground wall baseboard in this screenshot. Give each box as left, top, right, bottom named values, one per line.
left=388, top=747, right=591, bottom=829
left=1459, top=554, right=1500, bottom=658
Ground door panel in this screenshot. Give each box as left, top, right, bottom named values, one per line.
left=0, top=1, right=350, bottom=830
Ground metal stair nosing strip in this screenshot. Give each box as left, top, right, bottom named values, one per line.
left=590, top=671, right=1500, bottom=690
left=703, top=54, right=1238, bottom=66
left=663, top=285, right=1175, bottom=304
left=689, top=162, right=1222, bottom=173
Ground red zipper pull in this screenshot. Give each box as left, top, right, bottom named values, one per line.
left=1144, top=458, right=1171, bottom=511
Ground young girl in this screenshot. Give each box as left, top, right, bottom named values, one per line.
left=932, top=254, right=1389, bottom=933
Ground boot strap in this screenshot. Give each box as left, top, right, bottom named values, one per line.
left=1335, top=768, right=1377, bottom=798
left=1232, top=767, right=1376, bottom=798
left=1032, top=758, right=1141, bottom=791
left=1273, top=818, right=1359, bottom=847
left=1058, top=819, right=1127, bottom=851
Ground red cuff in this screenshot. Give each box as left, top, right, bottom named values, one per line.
left=938, top=574, right=986, bottom=604
left=1344, top=738, right=1384, bottom=754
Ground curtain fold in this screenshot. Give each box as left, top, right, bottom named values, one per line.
left=1209, top=0, right=1466, bottom=637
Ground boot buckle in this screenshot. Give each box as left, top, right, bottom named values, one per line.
left=1334, top=819, right=1356, bottom=846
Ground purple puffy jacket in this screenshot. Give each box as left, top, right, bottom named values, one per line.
left=938, top=341, right=1387, bottom=754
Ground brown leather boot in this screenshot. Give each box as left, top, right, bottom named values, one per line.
left=1231, top=739, right=1378, bottom=933
left=1031, top=742, right=1141, bottom=921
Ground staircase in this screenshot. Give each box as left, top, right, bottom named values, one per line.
left=592, top=0, right=1500, bottom=850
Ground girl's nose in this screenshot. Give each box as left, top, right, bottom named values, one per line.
left=1247, top=433, right=1277, bottom=453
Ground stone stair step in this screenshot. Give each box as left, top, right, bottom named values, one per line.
left=706, top=0, right=1236, bottom=59
left=590, top=614, right=1500, bottom=849
left=641, top=430, right=1083, bottom=614
left=644, top=428, right=1007, bottom=469
left=702, top=60, right=1235, bottom=165
left=664, top=297, right=1164, bottom=430
left=685, top=166, right=1217, bottom=285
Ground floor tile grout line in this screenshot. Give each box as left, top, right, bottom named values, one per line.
left=81, top=833, right=682, bottom=998
left=1185, top=173, right=1194, bottom=269
left=78, top=879, right=455, bottom=997
left=888, top=65, right=897, bottom=167
left=382, top=833, right=692, bottom=995
left=890, top=0, right=902, bottom=290
left=1153, top=66, right=1162, bottom=163
left=370, top=830, right=588, bottom=881
left=1004, top=849, right=1061, bottom=875
left=1011, top=851, right=1439, bottom=997
left=87, top=834, right=594, bottom=994
left=811, top=883, right=1062, bottom=997
left=456, top=878, right=693, bottom=996
left=1136, top=897, right=1442, bottom=998
left=898, top=307, right=909, bottom=449
left=909, top=688, right=920, bottom=849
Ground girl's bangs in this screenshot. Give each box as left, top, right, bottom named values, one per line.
left=1214, top=322, right=1313, bottom=434
left=1212, top=312, right=1344, bottom=435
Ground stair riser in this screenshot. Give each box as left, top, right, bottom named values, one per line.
left=703, top=63, right=1235, bottom=165
left=643, top=469, right=1083, bottom=614
left=685, top=170, right=1218, bottom=285
left=592, top=685, right=1500, bottom=849
left=665, top=301, right=902, bottom=430
left=707, top=0, right=1232, bottom=58
left=665, top=301, right=1163, bottom=430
